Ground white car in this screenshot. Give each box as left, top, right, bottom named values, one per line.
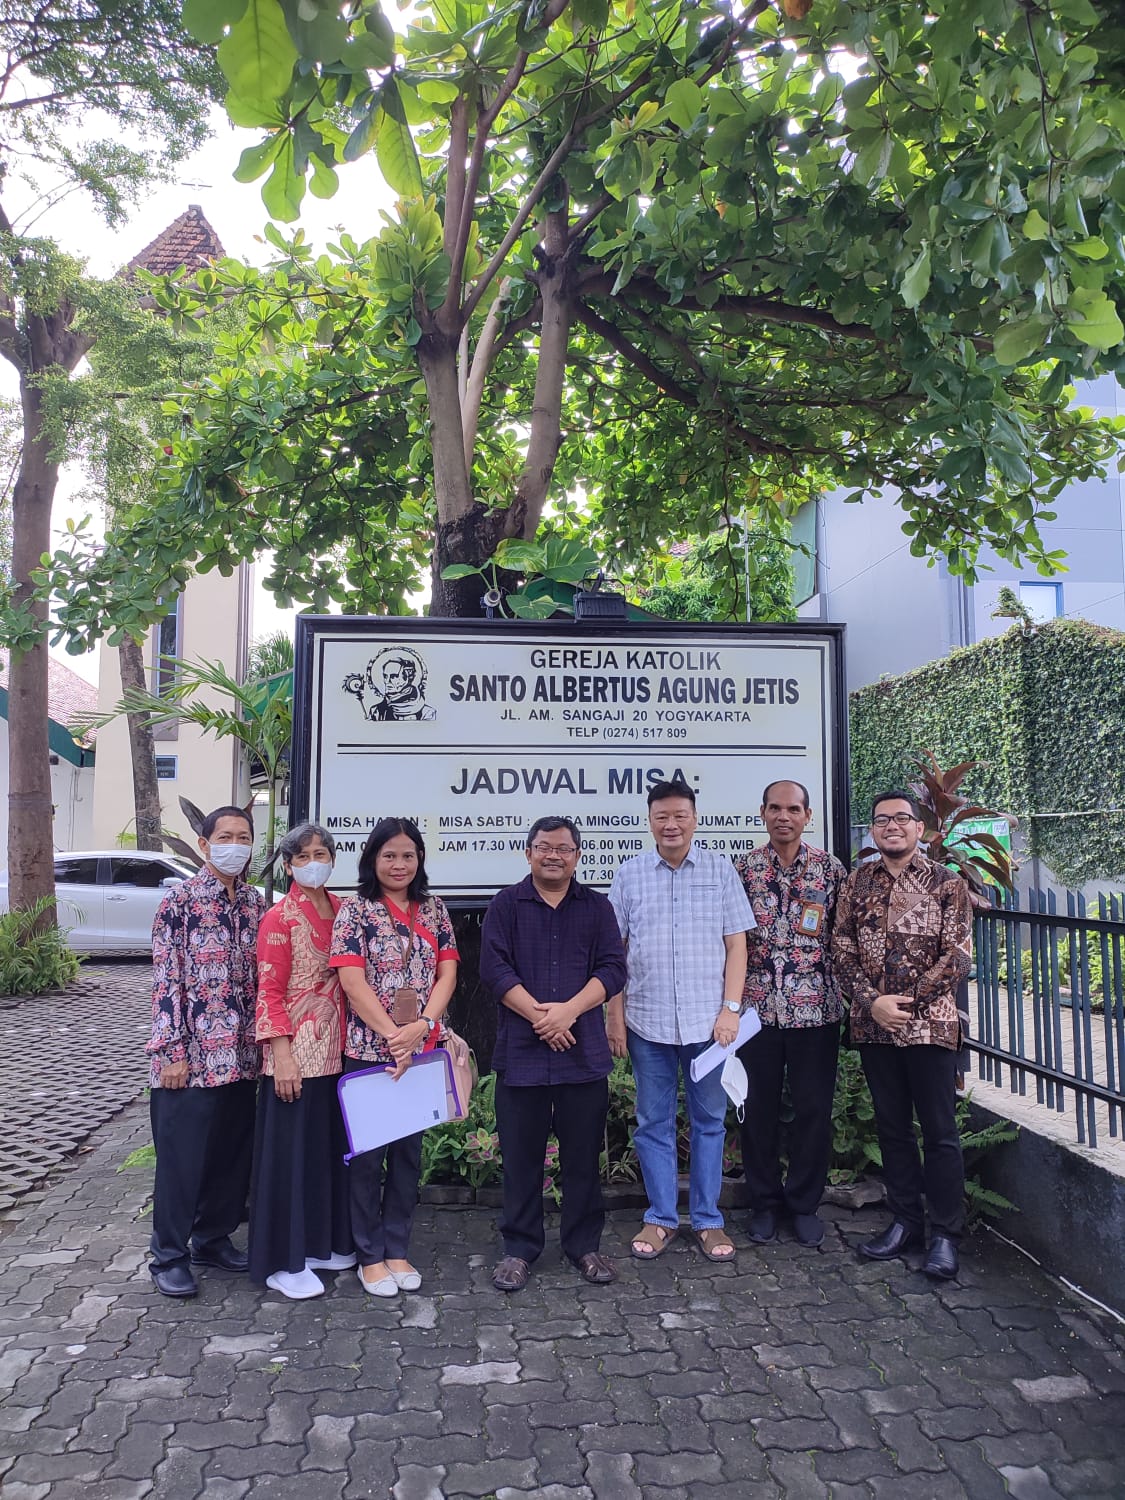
left=0, top=850, right=199, bottom=953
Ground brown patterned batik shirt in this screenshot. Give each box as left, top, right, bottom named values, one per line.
left=831, top=852, right=972, bottom=1051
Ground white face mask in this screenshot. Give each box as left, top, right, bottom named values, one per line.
left=720, top=1054, right=749, bottom=1122
left=291, top=861, right=333, bottom=890
left=208, top=842, right=252, bottom=877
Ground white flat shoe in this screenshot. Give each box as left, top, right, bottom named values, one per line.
left=306, top=1252, right=358, bottom=1271
left=389, top=1267, right=422, bottom=1291
left=357, top=1265, right=398, bottom=1298
left=266, top=1268, right=324, bottom=1300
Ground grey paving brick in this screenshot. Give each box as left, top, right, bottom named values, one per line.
left=582, top=1450, right=642, bottom=1500
left=207, top=1444, right=304, bottom=1480
left=442, top=1457, right=538, bottom=1496
left=634, top=1449, right=725, bottom=1487
left=391, top=1467, right=448, bottom=1500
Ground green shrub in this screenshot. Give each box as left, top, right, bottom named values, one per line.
left=0, top=899, right=80, bottom=996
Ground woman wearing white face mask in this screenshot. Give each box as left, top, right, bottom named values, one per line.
left=248, top=822, right=355, bottom=1299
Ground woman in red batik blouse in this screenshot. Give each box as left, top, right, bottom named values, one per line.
left=329, top=818, right=458, bottom=1297
left=249, top=822, right=355, bottom=1299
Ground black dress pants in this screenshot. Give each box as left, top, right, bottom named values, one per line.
left=149, top=1080, right=257, bottom=1270
left=859, top=1043, right=965, bottom=1240
left=740, top=1021, right=840, bottom=1216
left=344, top=1056, right=423, bottom=1265
left=495, top=1076, right=609, bottom=1264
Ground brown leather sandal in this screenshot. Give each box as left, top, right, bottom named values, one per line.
left=630, top=1223, right=679, bottom=1260
left=491, top=1256, right=530, bottom=1292
left=695, top=1227, right=736, bottom=1262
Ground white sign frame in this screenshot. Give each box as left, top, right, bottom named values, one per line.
left=290, top=618, right=849, bottom=897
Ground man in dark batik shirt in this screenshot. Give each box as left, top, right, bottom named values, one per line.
left=480, top=816, right=626, bottom=1294
left=734, top=780, right=846, bottom=1250
left=832, top=790, right=972, bottom=1282
left=146, top=806, right=264, bottom=1298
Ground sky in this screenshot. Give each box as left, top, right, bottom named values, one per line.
left=20, top=106, right=399, bottom=684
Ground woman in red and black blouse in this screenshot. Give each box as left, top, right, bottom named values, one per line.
left=249, top=822, right=354, bottom=1299
left=329, top=818, right=458, bottom=1297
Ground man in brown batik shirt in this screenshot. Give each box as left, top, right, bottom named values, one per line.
left=832, top=790, right=972, bottom=1281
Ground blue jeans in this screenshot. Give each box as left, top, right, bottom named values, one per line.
left=627, top=1030, right=727, bottom=1231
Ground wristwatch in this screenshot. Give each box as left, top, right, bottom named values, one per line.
left=724, top=1001, right=741, bottom=1014
left=422, top=1016, right=437, bottom=1036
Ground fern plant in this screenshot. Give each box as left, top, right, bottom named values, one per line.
left=0, top=898, right=80, bottom=996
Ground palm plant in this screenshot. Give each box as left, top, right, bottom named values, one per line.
left=79, top=654, right=292, bottom=898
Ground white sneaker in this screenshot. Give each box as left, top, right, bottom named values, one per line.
left=306, top=1251, right=358, bottom=1271
left=266, top=1268, right=325, bottom=1300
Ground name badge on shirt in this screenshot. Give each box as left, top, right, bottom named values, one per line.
left=392, top=986, right=421, bottom=1023
left=797, top=901, right=825, bottom=936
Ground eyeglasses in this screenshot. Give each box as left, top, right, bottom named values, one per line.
left=871, top=812, right=919, bottom=828
left=530, top=843, right=578, bottom=856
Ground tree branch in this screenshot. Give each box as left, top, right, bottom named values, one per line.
left=462, top=278, right=511, bottom=472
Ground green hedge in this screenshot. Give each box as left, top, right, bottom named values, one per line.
left=849, top=619, right=1125, bottom=886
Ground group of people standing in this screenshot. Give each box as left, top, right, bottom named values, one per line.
left=144, top=774, right=973, bottom=1302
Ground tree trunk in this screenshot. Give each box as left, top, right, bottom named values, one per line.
left=8, top=379, right=59, bottom=911
left=118, top=636, right=162, bottom=851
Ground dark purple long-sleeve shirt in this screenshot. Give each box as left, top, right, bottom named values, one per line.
left=479, top=875, right=627, bottom=1086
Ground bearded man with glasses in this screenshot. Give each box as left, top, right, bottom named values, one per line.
left=832, top=791, right=973, bottom=1281
left=480, top=816, right=626, bottom=1292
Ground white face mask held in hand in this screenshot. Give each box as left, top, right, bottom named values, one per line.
left=720, top=1054, right=749, bottom=1123
left=208, top=842, right=252, bottom=878
left=291, top=861, right=333, bottom=890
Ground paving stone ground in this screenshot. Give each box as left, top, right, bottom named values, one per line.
left=0, top=960, right=152, bottom=1213
left=2, top=966, right=1125, bottom=1498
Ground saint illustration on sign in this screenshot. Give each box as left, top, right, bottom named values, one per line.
left=343, top=648, right=438, bottom=722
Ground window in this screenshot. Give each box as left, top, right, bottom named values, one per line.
left=54, top=857, right=99, bottom=885
left=109, top=857, right=180, bottom=888
left=152, top=595, right=183, bottom=741
left=1019, top=582, right=1062, bottom=622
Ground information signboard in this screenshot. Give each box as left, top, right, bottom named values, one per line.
left=290, top=618, right=849, bottom=896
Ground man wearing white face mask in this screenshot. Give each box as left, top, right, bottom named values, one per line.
left=146, top=805, right=266, bottom=1298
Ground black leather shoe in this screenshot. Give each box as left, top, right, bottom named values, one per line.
left=747, top=1209, right=778, bottom=1244
left=859, top=1221, right=924, bottom=1261
left=924, top=1236, right=959, bottom=1280
left=793, top=1213, right=825, bottom=1248
left=151, top=1262, right=198, bottom=1298
left=190, top=1240, right=248, bottom=1273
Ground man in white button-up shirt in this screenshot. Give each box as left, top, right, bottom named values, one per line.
left=608, top=781, right=754, bottom=1263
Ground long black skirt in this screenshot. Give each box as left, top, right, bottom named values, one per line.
left=248, top=1073, right=353, bottom=1281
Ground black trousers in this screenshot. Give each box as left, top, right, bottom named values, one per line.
left=344, top=1057, right=423, bottom=1264
left=149, top=1080, right=257, bottom=1270
left=495, top=1076, right=609, bottom=1264
left=860, top=1043, right=965, bottom=1240
left=740, top=1021, right=840, bottom=1216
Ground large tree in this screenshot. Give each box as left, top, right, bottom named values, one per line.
left=0, top=2, right=224, bottom=907
left=21, top=0, right=1125, bottom=644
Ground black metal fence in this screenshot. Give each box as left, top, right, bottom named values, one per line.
left=972, top=888, right=1125, bottom=1148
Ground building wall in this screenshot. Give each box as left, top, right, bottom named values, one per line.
left=800, top=377, right=1125, bottom=691
left=0, top=718, right=94, bottom=856
left=90, top=563, right=254, bottom=848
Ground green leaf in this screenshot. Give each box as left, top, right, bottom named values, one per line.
left=225, top=92, right=287, bottom=127
left=440, top=563, right=483, bottom=580
left=493, top=539, right=545, bottom=571
left=376, top=82, right=423, bottom=195
left=1067, top=288, right=1124, bottom=352
left=507, top=594, right=557, bottom=619
left=1069, top=236, right=1109, bottom=261
left=900, top=245, right=931, bottom=309
left=183, top=0, right=247, bottom=45
left=542, top=536, right=599, bottom=582
left=309, top=155, right=339, bottom=199
left=1023, top=208, right=1050, bottom=241
left=218, top=0, right=298, bottom=109
left=234, top=134, right=283, bottom=183
left=665, top=78, right=703, bottom=130
left=992, top=313, right=1052, bottom=367
left=261, top=137, right=306, bottom=221
left=853, top=131, right=893, bottom=185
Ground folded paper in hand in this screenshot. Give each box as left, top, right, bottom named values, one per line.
left=338, top=1050, right=458, bottom=1161
left=689, top=1009, right=763, bottom=1082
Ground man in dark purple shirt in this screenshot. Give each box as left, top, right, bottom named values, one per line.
left=480, top=815, right=626, bottom=1293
